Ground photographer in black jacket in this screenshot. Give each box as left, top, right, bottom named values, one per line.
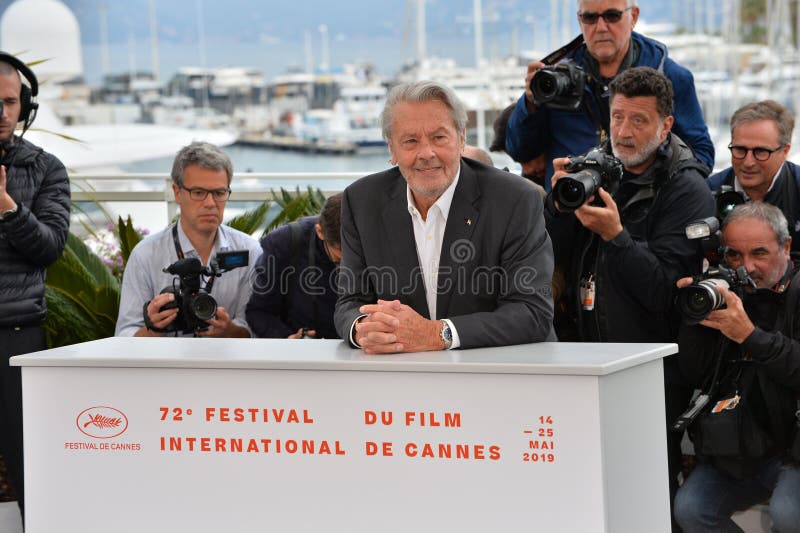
left=0, top=54, right=70, bottom=517
left=246, top=194, right=342, bottom=339
left=546, top=66, right=714, bottom=522
left=674, top=202, right=800, bottom=532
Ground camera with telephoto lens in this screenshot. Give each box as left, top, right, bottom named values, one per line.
left=676, top=218, right=756, bottom=324
left=530, top=60, right=586, bottom=112
left=147, top=250, right=249, bottom=334
left=552, top=147, right=623, bottom=212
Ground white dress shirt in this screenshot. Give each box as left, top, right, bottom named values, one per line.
left=405, top=169, right=462, bottom=349
left=349, top=169, right=463, bottom=349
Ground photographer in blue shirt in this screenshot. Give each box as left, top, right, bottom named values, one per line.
left=506, top=0, right=713, bottom=188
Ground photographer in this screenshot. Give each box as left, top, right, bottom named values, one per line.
left=708, top=100, right=800, bottom=253
left=546, top=66, right=714, bottom=518
left=246, top=193, right=342, bottom=339
left=674, top=202, right=800, bottom=532
left=506, top=0, right=713, bottom=188
left=115, top=142, right=261, bottom=337
left=0, top=53, right=70, bottom=518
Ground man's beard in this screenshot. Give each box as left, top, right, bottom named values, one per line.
left=612, top=126, right=664, bottom=169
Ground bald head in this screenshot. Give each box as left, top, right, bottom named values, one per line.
left=463, top=145, right=494, bottom=166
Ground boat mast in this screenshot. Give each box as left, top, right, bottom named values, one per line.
left=474, top=0, right=486, bottom=149
left=99, top=2, right=110, bottom=79
left=417, top=0, right=426, bottom=63
left=149, top=0, right=160, bottom=82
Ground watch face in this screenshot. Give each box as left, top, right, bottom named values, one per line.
left=441, top=323, right=452, bottom=346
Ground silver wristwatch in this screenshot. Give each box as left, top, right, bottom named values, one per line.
left=440, top=321, right=453, bottom=350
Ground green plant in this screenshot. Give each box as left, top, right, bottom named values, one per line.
left=44, top=233, right=121, bottom=348
left=262, top=186, right=327, bottom=235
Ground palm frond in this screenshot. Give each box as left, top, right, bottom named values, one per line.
left=264, top=186, right=326, bottom=233
left=224, top=200, right=271, bottom=235
left=118, top=215, right=143, bottom=264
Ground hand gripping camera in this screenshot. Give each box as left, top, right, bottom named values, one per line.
left=530, top=59, right=586, bottom=112
left=675, top=218, right=756, bottom=324
left=676, top=265, right=756, bottom=325
left=144, top=250, right=249, bottom=334
left=552, top=147, right=624, bottom=212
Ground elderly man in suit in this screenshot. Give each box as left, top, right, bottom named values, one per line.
left=334, top=80, right=555, bottom=354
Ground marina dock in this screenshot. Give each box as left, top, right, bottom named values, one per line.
left=236, top=134, right=357, bottom=155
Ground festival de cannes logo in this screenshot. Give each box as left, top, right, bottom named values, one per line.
left=76, top=406, right=129, bottom=439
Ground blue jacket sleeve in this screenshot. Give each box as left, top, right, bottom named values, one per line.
left=504, top=95, right=549, bottom=164
left=665, top=61, right=715, bottom=173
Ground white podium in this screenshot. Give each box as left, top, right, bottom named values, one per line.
left=11, top=338, right=675, bottom=533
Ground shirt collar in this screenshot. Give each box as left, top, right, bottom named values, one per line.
left=406, top=165, right=461, bottom=221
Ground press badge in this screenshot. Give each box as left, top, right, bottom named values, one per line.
left=580, top=275, right=595, bottom=310
left=712, top=394, right=741, bottom=413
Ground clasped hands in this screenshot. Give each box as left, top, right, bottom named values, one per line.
left=355, top=299, right=444, bottom=355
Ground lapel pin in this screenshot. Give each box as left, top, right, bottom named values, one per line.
left=466, top=218, right=472, bottom=226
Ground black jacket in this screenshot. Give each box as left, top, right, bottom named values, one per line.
left=246, top=216, right=340, bottom=339
left=678, top=264, right=800, bottom=457
left=547, top=134, right=715, bottom=343
left=0, top=136, right=70, bottom=327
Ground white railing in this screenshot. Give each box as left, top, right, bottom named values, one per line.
left=70, top=172, right=364, bottom=228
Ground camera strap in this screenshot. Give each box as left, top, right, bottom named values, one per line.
left=171, top=221, right=218, bottom=293
left=541, top=35, right=585, bottom=66
left=171, top=223, right=185, bottom=260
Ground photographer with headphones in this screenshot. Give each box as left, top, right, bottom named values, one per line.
left=505, top=0, right=714, bottom=189
left=0, top=53, right=70, bottom=518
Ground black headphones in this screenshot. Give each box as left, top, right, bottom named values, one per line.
left=0, top=51, right=39, bottom=131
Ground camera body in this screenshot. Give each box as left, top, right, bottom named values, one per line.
left=676, top=218, right=756, bottom=324
left=676, top=265, right=755, bottom=325
left=530, top=60, right=586, bottom=112
left=552, top=147, right=623, bottom=212
left=159, top=258, right=218, bottom=333
left=713, top=185, right=746, bottom=222
left=150, top=250, right=249, bottom=334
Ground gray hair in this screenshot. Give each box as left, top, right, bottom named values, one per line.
left=730, top=100, right=795, bottom=146
left=577, top=0, right=636, bottom=7
left=722, top=202, right=791, bottom=247
left=381, top=81, right=468, bottom=140
left=170, top=141, right=233, bottom=186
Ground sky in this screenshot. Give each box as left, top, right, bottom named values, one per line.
left=0, top=0, right=681, bottom=85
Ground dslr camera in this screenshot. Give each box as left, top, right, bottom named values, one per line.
left=530, top=60, right=586, bottom=112
left=145, top=250, right=249, bottom=334
left=676, top=265, right=755, bottom=325
left=676, top=218, right=756, bottom=324
left=712, top=185, right=746, bottom=222
left=552, top=147, right=623, bottom=212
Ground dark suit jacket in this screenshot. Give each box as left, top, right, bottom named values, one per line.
left=334, top=157, right=556, bottom=348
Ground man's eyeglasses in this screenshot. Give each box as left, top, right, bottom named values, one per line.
left=181, top=185, right=231, bottom=202
left=727, top=144, right=785, bottom=162
left=578, top=6, right=633, bottom=25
